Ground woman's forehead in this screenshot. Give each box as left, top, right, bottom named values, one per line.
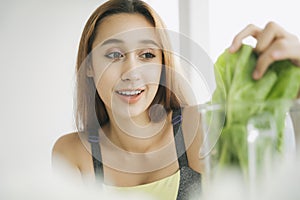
left=92, top=13, right=161, bottom=48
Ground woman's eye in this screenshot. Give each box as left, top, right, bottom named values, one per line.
left=140, top=52, right=156, bottom=59
left=105, top=52, right=124, bottom=59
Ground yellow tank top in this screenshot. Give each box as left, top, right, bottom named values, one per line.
left=103, top=170, right=180, bottom=200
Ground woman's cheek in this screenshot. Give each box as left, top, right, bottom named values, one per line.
left=95, top=68, right=118, bottom=104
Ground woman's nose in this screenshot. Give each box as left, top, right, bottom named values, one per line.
left=121, top=70, right=140, bottom=81
left=121, top=53, right=141, bottom=81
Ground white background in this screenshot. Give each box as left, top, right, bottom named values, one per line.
left=0, top=0, right=104, bottom=174
left=209, top=0, right=300, bottom=61
left=1, top=0, right=300, bottom=192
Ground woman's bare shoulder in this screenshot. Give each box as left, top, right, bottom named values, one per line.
left=52, top=132, right=81, bottom=154
left=51, top=132, right=88, bottom=167
left=52, top=132, right=90, bottom=181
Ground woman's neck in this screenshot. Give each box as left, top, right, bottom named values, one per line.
left=103, top=108, right=173, bottom=153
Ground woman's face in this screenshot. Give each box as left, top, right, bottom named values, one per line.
left=90, top=13, right=163, bottom=119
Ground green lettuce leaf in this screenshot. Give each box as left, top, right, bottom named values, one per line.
left=211, top=44, right=300, bottom=177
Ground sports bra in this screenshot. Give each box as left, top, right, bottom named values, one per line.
left=88, top=108, right=202, bottom=200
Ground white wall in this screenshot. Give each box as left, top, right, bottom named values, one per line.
left=178, top=0, right=214, bottom=105
left=209, top=0, right=300, bottom=62
left=145, top=0, right=179, bottom=32
left=0, top=0, right=105, bottom=173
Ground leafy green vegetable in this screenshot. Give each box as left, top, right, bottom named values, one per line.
left=211, top=44, right=300, bottom=177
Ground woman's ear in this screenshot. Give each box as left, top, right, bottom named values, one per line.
left=86, top=65, right=94, bottom=77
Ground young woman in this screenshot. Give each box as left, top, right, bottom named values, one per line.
left=52, top=0, right=202, bottom=199
left=52, top=0, right=300, bottom=199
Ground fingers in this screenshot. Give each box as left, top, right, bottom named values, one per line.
left=253, top=39, right=286, bottom=79
left=254, top=38, right=300, bottom=79
left=254, top=27, right=300, bottom=79
left=255, top=22, right=287, bottom=53
left=229, top=21, right=300, bottom=80
left=229, top=24, right=262, bottom=53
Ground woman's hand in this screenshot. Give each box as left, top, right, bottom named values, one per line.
left=229, top=22, right=300, bottom=80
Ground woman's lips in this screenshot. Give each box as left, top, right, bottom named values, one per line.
left=115, top=89, right=144, bottom=104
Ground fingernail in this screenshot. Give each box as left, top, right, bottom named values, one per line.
left=229, top=45, right=235, bottom=53
left=253, top=70, right=260, bottom=80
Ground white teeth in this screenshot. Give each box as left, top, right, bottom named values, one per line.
left=117, top=90, right=142, bottom=96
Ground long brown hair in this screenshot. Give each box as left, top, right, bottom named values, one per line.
left=75, top=0, right=181, bottom=132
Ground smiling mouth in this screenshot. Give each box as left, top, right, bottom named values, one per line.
left=116, top=89, right=144, bottom=96
left=115, top=89, right=145, bottom=103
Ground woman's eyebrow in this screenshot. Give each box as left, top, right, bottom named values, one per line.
left=139, top=39, right=160, bottom=48
left=101, top=38, right=123, bottom=46
left=101, top=38, right=160, bottom=48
